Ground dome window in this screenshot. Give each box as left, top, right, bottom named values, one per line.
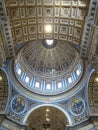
left=58, top=82, right=62, bottom=88
left=76, top=69, right=81, bottom=76
left=17, top=68, right=22, bottom=75
left=68, top=77, right=72, bottom=84
left=46, top=84, right=51, bottom=90
left=25, top=77, right=30, bottom=83
left=35, top=82, right=40, bottom=88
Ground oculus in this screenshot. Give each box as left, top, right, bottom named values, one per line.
left=42, top=39, right=57, bottom=49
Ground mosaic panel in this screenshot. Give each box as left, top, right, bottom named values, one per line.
left=70, top=98, right=85, bottom=116
left=11, top=96, right=26, bottom=114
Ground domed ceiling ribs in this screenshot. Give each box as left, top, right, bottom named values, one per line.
left=14, top=40, right=83, bottom=95
left=17, top=40, right=79, bottom=78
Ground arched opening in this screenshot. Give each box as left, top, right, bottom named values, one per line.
left=26, top=106, right=69, bottom=130
left=88, top=71, right=98, bottom=116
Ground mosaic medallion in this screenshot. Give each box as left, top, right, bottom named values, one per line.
left=70, top=98, right=85, bottom=116
left=11, top=96, right=26, bottom=114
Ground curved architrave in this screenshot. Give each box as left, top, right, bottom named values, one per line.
left=22, top=104, right=73, bottom=126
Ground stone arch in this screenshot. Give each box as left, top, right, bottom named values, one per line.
left=23, top=104, right=72, bottom=125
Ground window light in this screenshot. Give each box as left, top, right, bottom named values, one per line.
left=46, top=118, right=50, bottom=122
left=95, top=77, right=98, bottom=82
left=76, top=69, right=81, bottom=76
left=44, top=24, right=52, bottom=33
left=46, top=40, right=53, bottom=46
left=17, top=69, right=22, bottom=75
left=58, top=82, right=62, bottom=88
left=68, top=77, right=72, bottom=83
left=25, top=77, right=30, bottom=83
left=46, top=84, right=51, bottom=89
left=46, top=109, right=50, bottom=112
left=35, top=82, right=40, bottom=88
left=0, top=76, right=2, bottom=81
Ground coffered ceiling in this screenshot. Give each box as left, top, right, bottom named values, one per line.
left=5, top=0, right=89, bottom=47
left=0, top=0, right=98, bottom=129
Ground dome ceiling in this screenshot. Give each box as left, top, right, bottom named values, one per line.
left=14, top=40, right=83, bottom=95
left=17, top=40, right=78, bottom=77
left=5, top=0, right=89, bottom=47
left=5, top=0, right=87, bottom=96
